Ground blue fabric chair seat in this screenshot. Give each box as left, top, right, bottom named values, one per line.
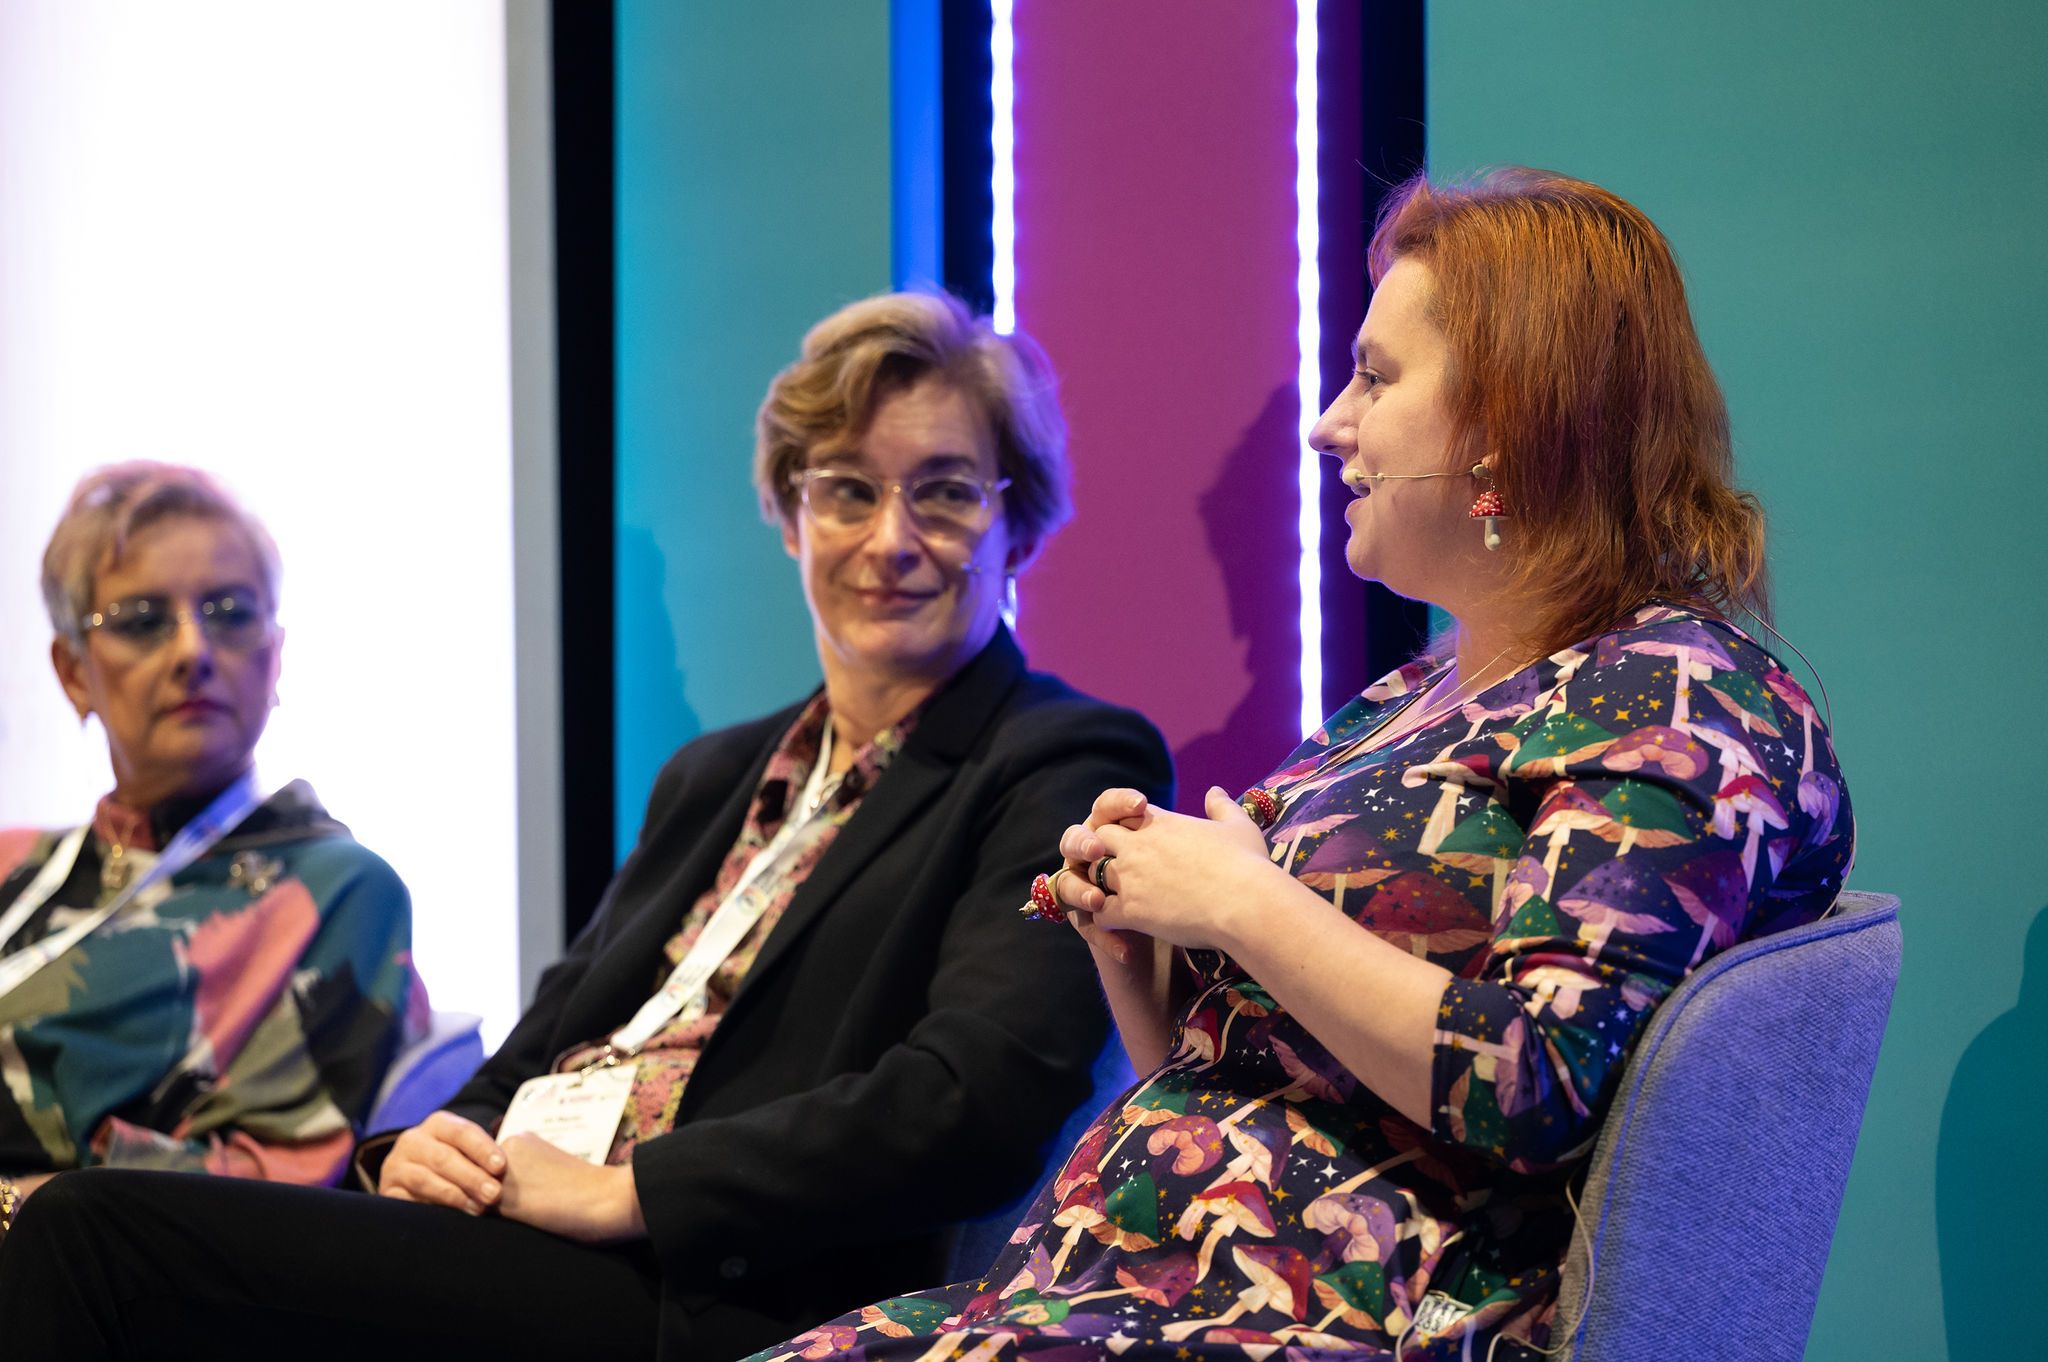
left=1553, top=889, right=1902, bottom=1361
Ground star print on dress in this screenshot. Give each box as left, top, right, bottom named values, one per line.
left=741, top=604, right=1854, bottom=1362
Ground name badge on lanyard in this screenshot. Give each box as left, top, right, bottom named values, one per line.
left=494, top=1062, right=640, bottom=1165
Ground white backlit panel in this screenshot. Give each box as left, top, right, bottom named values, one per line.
left=0, top=0, right=523, bottom=1043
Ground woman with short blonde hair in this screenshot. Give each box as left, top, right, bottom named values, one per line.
left=0, top=462, right=419, bottom=1234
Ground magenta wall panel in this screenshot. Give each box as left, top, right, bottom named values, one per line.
left=1012, top=3, right=1302, bottom=811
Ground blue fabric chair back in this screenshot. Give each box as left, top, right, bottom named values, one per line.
left=1554, top=889, right=1902, bottom=1361
left=364, top=1009, right=486, bottom=1135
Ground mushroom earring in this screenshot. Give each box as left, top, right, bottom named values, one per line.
left=1468, top=464, right=1508, bottom=551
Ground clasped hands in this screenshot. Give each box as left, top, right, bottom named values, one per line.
left=377, top=1111, right=645, bottom=1243
left=1052, top=785, right=1283, bottom=966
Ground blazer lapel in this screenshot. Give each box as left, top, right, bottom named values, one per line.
left=562, top=712, right=795, bottom=1039
left=727, top=627, right=1028, bottom=1007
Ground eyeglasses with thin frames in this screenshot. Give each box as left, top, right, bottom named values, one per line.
left=790, top=468, right=1011, bottom=539
left=79, top=591, right=274, bottom=655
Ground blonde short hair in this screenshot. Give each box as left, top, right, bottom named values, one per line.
left=42, top=462, right=282, bottom=646
left=754, top=291, right=1072, bottom=554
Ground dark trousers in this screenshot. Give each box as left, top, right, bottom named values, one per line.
left=0, top=1168, right=664, bottom=1360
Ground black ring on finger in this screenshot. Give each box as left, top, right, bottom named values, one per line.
left=1091, top=855, right=1116, bottom=894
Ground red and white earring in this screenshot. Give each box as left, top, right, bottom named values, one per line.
left=1468, top=463, right=1507, bottom=551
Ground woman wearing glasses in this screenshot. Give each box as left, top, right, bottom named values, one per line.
left=0, top=294, right=1171, bottom=1362
left=0, top=463, right=418, bottom=1223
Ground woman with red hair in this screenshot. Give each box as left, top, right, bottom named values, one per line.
left=744, top=169, right=1855, bottom=1360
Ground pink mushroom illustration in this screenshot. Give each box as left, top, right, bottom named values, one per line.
left=1097, top=1078, right=1194, bottom=1170
left=1795, top=770, right=1841, bottom=850
left=1263, top=1025, right=1359, bottom=1108
left=1064, top=1251, right=1200, bottom=1309
left=1557, top=858, right=1679, bottom=948
left=1172, top=1006, right=1222, bottom=1067
left=1147, top=1115, right=1226, bottom=1177
left=1498, top=854, right=1551, bottom=917
left=1302, top=1190, right=1399, bottom=1265
left=1710, top=773, right=1789, bottom=885
left=1764, top=667, right=1842, bottom=847
left=1688, top=709, right=1767, bottom=785
left=1529, top=784, right=1616, bottom=879
left=1050, top=1122, right=1109, bottom=1202
left=1044, top=1180, right=1108, bottom=1281
left=1623, top=621, right=1736, bottom=727
left=1601, top=725, right=1710, bottom=781
left=997, top=1241, right=1057, bottom=1299
left=767, top=1322, right=862, bottom=1360
left=1663, top=849, right=1748, bottom=968
left=1761, top=663, right=1826, bottom=757
left=1158, top=1244, right=1317, bottom=1341
left=1405, top=754, right=1497, bottom=861
left=1268, top=810, right=1359, bottom=873
left=1173, top=1179, right=1277, bottom=1280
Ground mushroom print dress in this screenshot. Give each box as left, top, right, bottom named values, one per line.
left=745, top=603, right=1855, bottom=1362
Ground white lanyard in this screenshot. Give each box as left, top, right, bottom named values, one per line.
left=606, top=725, right=842, bottom=1057
left=0, top=773, right=268, bottom=1000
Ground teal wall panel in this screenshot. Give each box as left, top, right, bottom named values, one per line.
left=1428, top=4, right=2048, bottom=1357
left=615, top=2, right=895, bottom=858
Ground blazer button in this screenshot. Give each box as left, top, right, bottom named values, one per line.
left=719, top=1255, right=748, bottom=1280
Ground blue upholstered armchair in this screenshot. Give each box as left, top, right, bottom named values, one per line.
left=1552, top=890, right=1902, bottom=1361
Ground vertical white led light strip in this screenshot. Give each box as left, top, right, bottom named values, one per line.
left=990, top=0, right=1016, bottom=334
left=1295, top=0, right=1322, bottom=734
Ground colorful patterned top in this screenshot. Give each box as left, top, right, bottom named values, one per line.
left=0, top=781, right=423, bottom=1186
left=746, top=603, right=1855, bottom=1362
left=557, top=694, right=915, bottom=1163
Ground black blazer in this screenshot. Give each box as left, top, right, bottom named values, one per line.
left=445, top=628, right=1172, bottom=1359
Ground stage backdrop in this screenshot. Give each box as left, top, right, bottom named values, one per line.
left=1429, top=2, right=2048, bottom=1358
left=612, top=0, right=892, bottom=858
left=612, top=1, right=1314, bottom=835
